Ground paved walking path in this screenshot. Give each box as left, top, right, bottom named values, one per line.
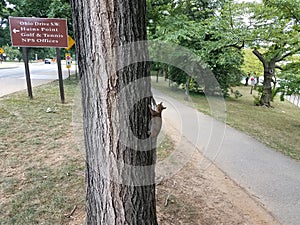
left=153, top=89, right=300, bottom=225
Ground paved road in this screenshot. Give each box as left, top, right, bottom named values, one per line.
left=0, top=62, right=74, bottom=97
left=153, top=89, right=300, bottom=225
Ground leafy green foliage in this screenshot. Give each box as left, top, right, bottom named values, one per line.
left=2, top=45, right=21, bottom=60
left=279, top=62, right=300, bottom=96
left=8, top=0, right=51, bottom=17
left=241, top=49, right=264, bottom=77
left=0, top=0, right=5, bottom=14
left=263, top=0, right=300, bottom=24
left=148, top=0, right=245, bottom=96
left=0, top=1, right=13, bottom=46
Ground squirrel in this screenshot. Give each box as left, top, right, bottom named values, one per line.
left=148, top=102, right=166, bottom=137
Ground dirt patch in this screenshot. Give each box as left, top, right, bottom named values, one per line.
left=156, top=151, right=280, bottom=225
left=154, top=121, right=281, bottom=225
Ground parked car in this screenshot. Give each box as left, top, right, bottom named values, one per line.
left=44, top=59, right=51, bottom=64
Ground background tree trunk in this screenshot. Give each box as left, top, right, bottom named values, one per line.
left=252, top=49, right=274, bottom=107
left=260, top=63, right=275, bottom=107
left=184, top=74, right=191, bottom=101
left=70, top=0, right=158, bottom=224
left=156, top=69, right=160, bottom=83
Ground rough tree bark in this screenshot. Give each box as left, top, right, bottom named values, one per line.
left=70, top=0, right=158, bottom=224
left=253, top=49, right=276, bottom=107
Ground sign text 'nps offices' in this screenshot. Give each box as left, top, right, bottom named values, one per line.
left=9, top=17, right=68, bottom=48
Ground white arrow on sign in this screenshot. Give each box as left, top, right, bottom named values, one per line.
left=13, top=28, right=20, bottom=33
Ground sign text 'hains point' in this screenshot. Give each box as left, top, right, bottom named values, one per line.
left=9, top=17, right=68, bottom=48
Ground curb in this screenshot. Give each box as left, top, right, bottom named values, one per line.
left=0, top=67, right=18, bottom=70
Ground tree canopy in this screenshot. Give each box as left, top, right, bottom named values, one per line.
left=1, top=0, right=299, bottom=101
left=146, top=0, right=300, bottom=102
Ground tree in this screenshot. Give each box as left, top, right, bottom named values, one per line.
left=147, top=0, right=244, bottom=96
left=0, top=0, right=13, bottom=46
left=279, top=61, right=300, bottom=98
left=70, top=0, right=158, bottom=224
left=247, top=2, right=300, bottom=106
left=190, top=0, right=245, bottom=96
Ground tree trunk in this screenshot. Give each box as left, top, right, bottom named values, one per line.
left=184, top=75, right=191, bottom=101
left=260, top=63, right=275, bottom=107
left=70, top=1, right=158, bottom=224
left=161, top=64, right=168, bottom=82
left=245, top=76, right=249, bottom=86
left=156, top=69, right=159, bottom=83
left=252, top=49, right=275, bottom=107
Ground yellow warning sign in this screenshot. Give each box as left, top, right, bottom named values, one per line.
left=65, top=35, right=75, bottom=51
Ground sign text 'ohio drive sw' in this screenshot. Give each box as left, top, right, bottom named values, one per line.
left=9, top=17, right=68, bottom=48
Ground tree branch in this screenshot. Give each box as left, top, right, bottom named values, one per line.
left=275, top=48, right=300, bottom=62
left=225, top=41, right=245, bottom=50
left=275, top=65, right=283, bottom=70
left=274, top=1, right=300, bottom=23
left=217, top=40, right=245, bottom=51
left=252, top=49, right=267, bottom=68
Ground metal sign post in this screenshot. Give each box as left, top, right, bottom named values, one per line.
left=56, top=48, right=65, bottom=103
left=22, top=47, right=33, bottom=99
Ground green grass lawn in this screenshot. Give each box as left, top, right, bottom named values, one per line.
left=151, top=76, right=300, bottom=160
left=0, top=77, right=86, bottom=224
